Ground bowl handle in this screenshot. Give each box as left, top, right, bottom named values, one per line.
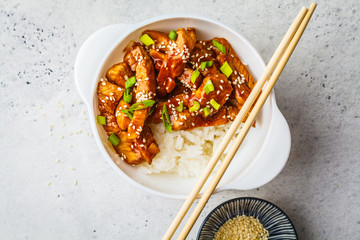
left=219, top=105, right=291, bottom=191
left=74, top=24, right=132, bottom=107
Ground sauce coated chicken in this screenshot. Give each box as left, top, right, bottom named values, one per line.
left=97, top=27, right=256, bottom=166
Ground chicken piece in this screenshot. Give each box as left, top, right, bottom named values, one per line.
left=177, top=66, right=203, bottom=90
left=97, top=79, right=125, bottom=114
left=166, top=106, right=230, bottom=131
left=167, top=109, right=225, bottom=131
left=101, top=112, right=121, bottom=134
left=125, top=43, right=157, bottom=139
left=113, top=126, right=159, bottom=165
left=142, top=30, right=171, bottom=52
left=115, top=99, right=131, bottom=130
left=156, top=28, right=197, bottom=97
left=202, top=40, right=218, bottom=59
left=225, top=102, right=240, bottom=121
left=201, top=106, right=228, bottom=127
left=133, top=124, right=160, bottom=164
left=106, top=62, right=134, bottom=88
left=149, top=49, right=166, bottom=71
left=189, top=41, right=219, bottom=77
left=188, top=74, right=233, bottom=117
left=132, top=47, right=156, bottom=102
left=147, top=93, right=190, bottom=124
left=167, top=83, right=192, bottom=98
left=170, top=110, right=193, bottom=131
left=113, top=131, right=145, bottom=165
left=170, top=104, right=241, bottom=130
left=212, top=37, right=253, bottom=105
left=124, top=43, right=138, bottom=72
left=225, top=102, right=256, bottom=127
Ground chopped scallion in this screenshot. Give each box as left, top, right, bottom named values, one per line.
left=200, top=61, right=213, bottom=69
left=220, top=61, right=233, bottom=78
left=210, top=99, right=220, bottom=110
left=123, top=88, right=132, bottom=103
left=121, top=100, right=156, bottom=119
left=108, top=133, right=120, bottom=146
left=125, top=76, right=136, bottom=89
left=190, top=69, right=200, bottom=84
left=175, top=102, right=183, bottom=112
left=189, top=101, right=200, bottom=112
left=147, top=105, right=156, bottom=116
left=140, top=34, right=155, bottom=46
left=120, top=109, right=133, bottom=119
left=96, top=115, right=107, bottom=125
left=128, top=100, right=156, bottom=111
left=204, top=80, right=215, bottom=94
left=203, top=107, right=211, bottom=116
left=212, top=39, right=226, bottom=54
left=162, top=105, right=172, bottom=133
left=168, top=30, right=177, bottom=40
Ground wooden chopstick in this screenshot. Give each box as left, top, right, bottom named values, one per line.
left=163, top=3, right=316, bottom=240
left=176, top=3, right=317, bottom=239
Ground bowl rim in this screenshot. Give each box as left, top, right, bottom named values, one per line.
left=197, top=196, right=298, bottom=239
left=75, top=14, right=290, bottom=198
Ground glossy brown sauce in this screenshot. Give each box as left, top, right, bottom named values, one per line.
left=97, top=27, right=255, bottom=165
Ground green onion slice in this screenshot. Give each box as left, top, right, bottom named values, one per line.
left=189, top=101, right=200, bottom=112
left=210, top=99, right=220, bottom=110
left=220, top=61, right=233, bottom=78
left=128, top=100, right=156, bottom=111
left=108, top=133, right=120, bottom=146
left=140, top=34, right=155, bottom=46
left=203, top=107, right=211, bottom=116
left=96, top=115, right=107, bottom=125
left=168, top=30, right=177, bottom=40
left=125, top=76, right=136, bottom=89
left=212, top=39, right=226, bottom=54
left=121, top=100, right=156, bottom=118
left=123, top=88, right=132, bottom=103
left=162, top=105, right=172, bottom=133
left=121, top=109, right=133, bottom=119
left=175, top=102, right=183, bottom=112
left=204, top=80, right=215, bottom=94
left=147, top=104, right=156, bottom=116
left=190, top=69, right=200, bottom=84
left=200, top=61, right=213, bottom=69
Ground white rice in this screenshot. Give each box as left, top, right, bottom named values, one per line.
left=135, top=122, right=237, bottom=177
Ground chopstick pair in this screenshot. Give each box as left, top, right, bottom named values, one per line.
left=163, top=3, right=317, bottom=239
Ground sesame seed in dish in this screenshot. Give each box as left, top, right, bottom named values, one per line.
left=213, top=215, right=269, bottom=240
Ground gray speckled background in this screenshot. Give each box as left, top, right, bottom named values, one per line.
left=0, top=0, right=359, bottom=239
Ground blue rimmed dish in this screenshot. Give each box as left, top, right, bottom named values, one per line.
left=197, top=197, right=297, bottom=240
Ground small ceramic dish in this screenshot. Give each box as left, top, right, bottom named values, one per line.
left=74, top=15, right=291, bottom=199
left=197, top=197, right=297, bottom=240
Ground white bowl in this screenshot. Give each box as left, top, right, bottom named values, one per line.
left=74, top=15, right=291, bottom=199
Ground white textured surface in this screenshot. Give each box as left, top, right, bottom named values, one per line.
left=0, top=0, right=359, bottom=239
